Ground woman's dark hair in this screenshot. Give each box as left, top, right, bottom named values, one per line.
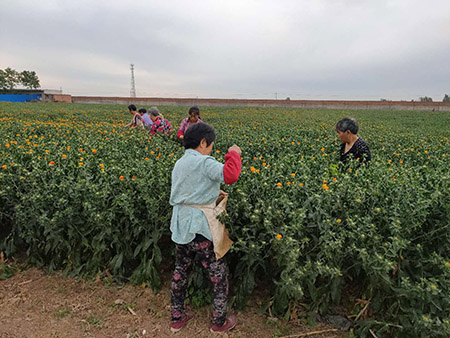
left=138, top=108, right=146, bottom=114
left=336, top=117, right=359, bottom=134
left=184, top=122, right=216, bottom=149
left=188, top=106, right=200, bottom=115
left=128, top=104, right=137, bottom=112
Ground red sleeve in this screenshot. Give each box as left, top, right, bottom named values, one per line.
left=177, top=129, right=184, bottom=139
left=223, top=151, right=241, bottom=184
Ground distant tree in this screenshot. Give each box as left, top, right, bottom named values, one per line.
left=419, top=96, right=433, bottom=102
left=380, top=98, right=387, bottom=101
left=0, top=67, right=20, bottom=90
left=20, top=70, right=40, bottom=89
left=443, top=94, right=450, bottom=102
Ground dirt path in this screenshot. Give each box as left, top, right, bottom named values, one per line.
left=0, top=268, right=347, bottom=338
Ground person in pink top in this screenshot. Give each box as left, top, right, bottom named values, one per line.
left=177, top=106, right=203, bottom=140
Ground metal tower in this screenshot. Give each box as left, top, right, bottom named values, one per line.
left=130, top=64, right=136, bottom=97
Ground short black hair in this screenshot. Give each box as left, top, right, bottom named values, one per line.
left=138, top=108, right=146, bottom=114
left=189, top=106, right=200, bottom=115
left=336, top=117, right=359, bottom=134
left=184, top=122, right=216, bottom=149
left=128, top=104, right=137, bottom=112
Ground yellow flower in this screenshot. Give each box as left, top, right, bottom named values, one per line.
left=276, top=234, right=282, bottom=240
left=337, top=219, right=342, bottom=223
left=446, top=262, right=450, bottom=268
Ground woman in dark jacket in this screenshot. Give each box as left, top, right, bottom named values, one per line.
left=335, top=117, right=371, bottom=164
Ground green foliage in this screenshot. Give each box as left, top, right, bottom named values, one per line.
left=443, top=94, right=450, bottom=102
left=20, top=71, right=40, bottom=89
left=420, top=96, right=433, bottom=102
left=0, top=68, right=20, bottom=90
left=0, top=103, right=449, bottom=337
left=0, top=68, right=40, bottom=90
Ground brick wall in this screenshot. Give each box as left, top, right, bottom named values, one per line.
left=70, top=96, right=450, bottom=112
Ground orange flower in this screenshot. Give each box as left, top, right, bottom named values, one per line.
left=216, top=150, right=221, bottom=153
left=132, top=175, right=136, bottom=180
left=144, top=157, right=149, bottom=161
left=1, top=164, right=7, bottom=169
left=91, top=149, right=97, bottom=154
left=119, top=176, right=125, bottom=180
left=321, top=147, right=325, bottom=152
left=49, top=161, right=55, bottom=165
left=276, top=234, right=282, bottom=240
left=99, top=163, right=104, bottom=167
left=299, top=182, right=304, bottom=187
left=276, top=182, right=282, bottom=187
left=78, top=162, right=84, bottom=166
left=62, top=154, right=67, bottom=158
left=333, top=177, right=337, bottom=182
left=337, top=219, right=342, bottom=223
left=250, top=166, right=256, bottom=172
left=322, top=184, right=329, bottom=190
left=291, top=173, right=295, bottom=177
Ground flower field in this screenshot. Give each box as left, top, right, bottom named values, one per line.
left=1, top=102, right=449, bottom=337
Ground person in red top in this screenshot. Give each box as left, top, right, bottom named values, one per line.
left=177, top=106, right=203, bottom=140
left=148, top=107, right=173, bottom=135
left=125, top=104, right=144, bottom=129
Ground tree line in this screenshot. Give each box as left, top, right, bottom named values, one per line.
left=0, top=67, right=40, bottom=90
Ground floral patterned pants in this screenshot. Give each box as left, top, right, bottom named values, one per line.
left=171, top=238, right=228, bottom=326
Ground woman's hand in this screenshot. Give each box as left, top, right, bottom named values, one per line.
left=219, top=190, right=228, bottom=197
left=228, top=145, right=242, bottom=155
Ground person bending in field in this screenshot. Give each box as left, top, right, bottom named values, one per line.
left=125, top=104, right=144, bottom=129
left=169, top=122, right=241, bottom=333
left=335, top=117, right=371, bottom=164
left=138, top=108, right=153, bottom=128
left=176, top=106, right=203, bottom=140
left=148, top=107, right=173, bottom=135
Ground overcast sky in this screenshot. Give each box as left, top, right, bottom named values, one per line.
left=1, top=0, right=449, bottom=100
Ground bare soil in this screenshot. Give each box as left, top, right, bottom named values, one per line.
left=0, top=268, right=347, bottom=338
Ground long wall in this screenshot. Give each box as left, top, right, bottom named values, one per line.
left=72, top=96, right=450, bottom=112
